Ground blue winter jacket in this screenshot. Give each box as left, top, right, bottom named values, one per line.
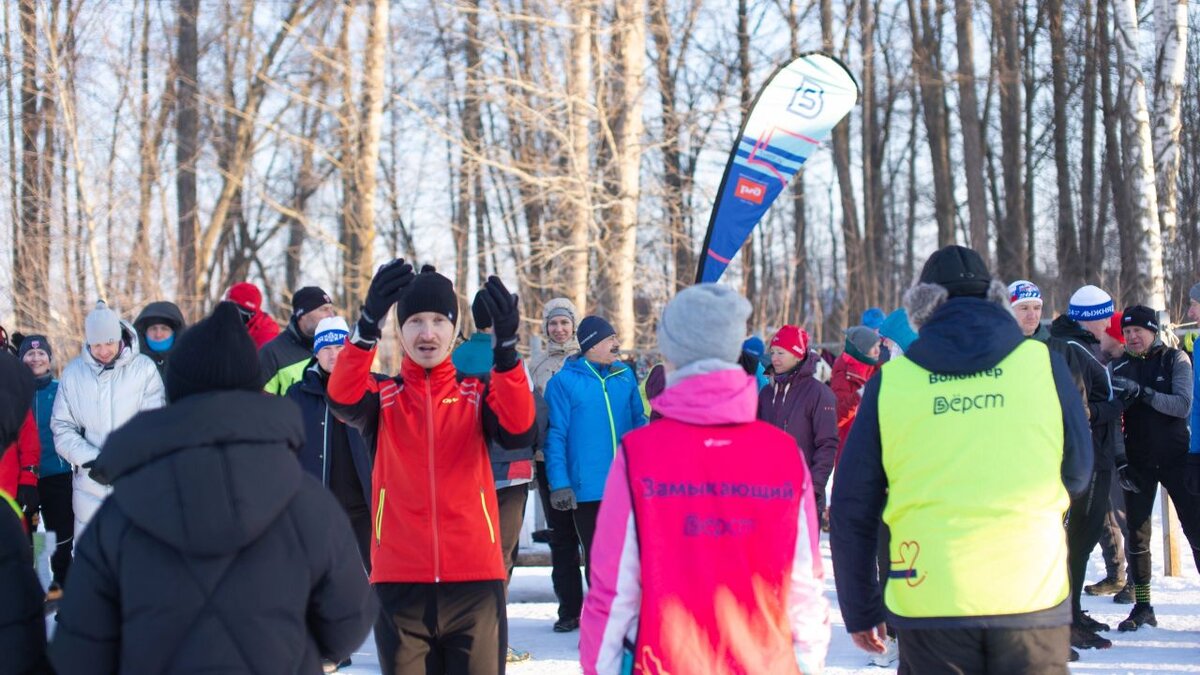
left=285, top=363, right=373, bottom=508
left=32, top=376, right=69, bottom=478
left=1191, top=350, right=1199, bottom=454
left=543, top=357, right=647, bottom=502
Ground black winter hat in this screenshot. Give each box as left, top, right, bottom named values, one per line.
left=397, top=267, right=458, bottom=326
left=919, top=245, right=992, bottom=298
left=291, top=286, right=333, bottom=319
left=18, top=334, right=51, bottom=361
left=1121, top=305, right=1160, bottom=333
left=165, top=302, right=262, bottom=403
left=0, top=351, right=35, bottom=449
left=577, top=315, right=617, bottom=355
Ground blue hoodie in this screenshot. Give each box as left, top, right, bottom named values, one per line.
left=543, top=357, right=647, bottom=501
left=830, top=297, right=1092, bottom=634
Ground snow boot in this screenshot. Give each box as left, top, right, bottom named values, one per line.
left=1070, top=624, right=1113, bottom=650
left=1084, top=575, right=1123, bottom=596
left=1113, top=583, right=1135, bottom=604
left=1076, top=611, right=1110, bottom=633
left=1117, top=603, right=1157, bottom=632
left=553, top=617, right=580, bottom=633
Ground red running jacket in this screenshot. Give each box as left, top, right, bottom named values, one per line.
left=328, top=341, right=535, bottom=583
left=0, top=411, right=39, bottom=496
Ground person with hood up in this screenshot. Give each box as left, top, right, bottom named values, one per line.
left=260, top=286, right=336, bottom=395
left=1108, top=305, right=1199, bottom=634
left=285, top=316, right=373, bottom=572
left=1011, top=280, right=1126, bottom=654
left=133, top=300, right=186, bottom=375
left=20, top=335, right=73, bottom=594
left=833, top=326, right=881, bottom=460
left=528, top=297, right=585, bottom=633
left=227, top=281, right=281, bottom=349
left=0, top=350, right=52, bottom=675
left=544, top=315, right=647, bottom=587
left=580, top=284, right=829, bottom=675
left=327, top=260, right=535, bottom=675
left=758, top=325, right=839, bottom=521
left=52, top=301, right=164, bottom=539
left=831, top=245, right=1092, bottom=673
left=49, top=302, right=375, bottom=674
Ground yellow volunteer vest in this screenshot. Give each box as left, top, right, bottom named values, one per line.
left=877, top=339, right=1069, bottom=619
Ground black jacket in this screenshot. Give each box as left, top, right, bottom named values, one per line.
left=1112, top=344, right=1193, bottom=468
left=830, top=297, right=1092, bottom=634
left=286, top=362, right=373, bottom=509
left=259, top=319, right=313, bottom=392
left=49, top=391, right=376, bottom=674
left=134, top=301, right=186, bottom=374
left=1044, top=317, right=1125, bottom=468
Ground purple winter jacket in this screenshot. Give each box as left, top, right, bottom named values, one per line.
left=758, top=351, right=839, bottom=509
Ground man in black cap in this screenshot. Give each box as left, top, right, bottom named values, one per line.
left=1108, top=304, right=1199, bottom=633
left=260, top=286, right=336, bottom=395
left=832, top=245, right=1092, bottom=673
left=50, top=302, right=375, bottom=674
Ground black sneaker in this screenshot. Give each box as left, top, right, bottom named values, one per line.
left=1113, top=584, right=1135, bottom=605
left=1071, top=624, right=1113, bottom=650
left=1084, top=576, right=1124, bottom=596
left=553, top=617, right=580, bottom=633
left=1076, top=611, right=1110, bottom=633
left=1117, top=603, right=1157, bottom=632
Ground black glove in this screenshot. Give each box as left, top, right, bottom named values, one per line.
left=1186, top=455, right=1200, bottom=496
left=475, top=276, right=521, bottom=371
left=15, top=484, right=38, bottom=514
left=358, top=259, right=416, bottom=341
left=1111, top=376, right=1141, bottom=402
left=550, top=487, right=577, bottom=511
left=1116, top=461, right=1141, bottom=494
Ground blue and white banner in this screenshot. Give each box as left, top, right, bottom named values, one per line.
left=695, top=52, right=859, bottom=284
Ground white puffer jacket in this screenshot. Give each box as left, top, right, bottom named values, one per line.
left=52, top=320, right=165, bottom=537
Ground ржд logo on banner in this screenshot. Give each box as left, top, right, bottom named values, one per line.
left=734, top=177, right=766, bottom=205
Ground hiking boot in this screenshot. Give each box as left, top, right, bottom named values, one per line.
left=553, top=617, right=580, bottom=633
left=1113, top=583, right=1135, bottom=605
left=1071, top=624, right=1113, bottom=650
left=507, top=646, right=531, bottom=663
left=1118, top=603, right=1157, bottom=632
left=1076, top=611, right=1110, bottom=633
left=1084, top=576, right=1124, bottom=596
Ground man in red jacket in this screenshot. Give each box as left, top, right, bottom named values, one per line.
left=328, top=259, right=535, bottom=675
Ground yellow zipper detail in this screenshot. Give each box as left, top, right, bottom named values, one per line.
left=480, top=489, right=496, bottom=544
left=375, top=488, right=386, bottom=546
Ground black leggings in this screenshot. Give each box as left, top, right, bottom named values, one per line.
left=1124, top=457, right=1200, bottom=586
left=534, top=461, right=583, bottom=621
left=1067, top=470, right=1112, bottom=617
left=38, top=473, right=74, bottom=585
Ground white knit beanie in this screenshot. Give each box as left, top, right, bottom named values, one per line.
left=1068, top=285, right=1114, bottom=321
left=85, top=301, right=122, bottom=346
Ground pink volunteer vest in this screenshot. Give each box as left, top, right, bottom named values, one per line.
left=622, top=418, right=810, bottom=674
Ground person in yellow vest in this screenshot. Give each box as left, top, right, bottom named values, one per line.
left=830, top=245, right=1093, bottom=673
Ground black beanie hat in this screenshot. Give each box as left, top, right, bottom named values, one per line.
left=397, top=267, right=458, bottom=326
left=292, top=286, right=333, bottom=319
left=1121, top=305, right=1160, bottom=333
left=18, top=334, right=52, bottom=361
left=0, top=351, right=35, bottom=449
left=165, top=302, right=262, bottom=403
left=919, top=245, right=992, bottom=298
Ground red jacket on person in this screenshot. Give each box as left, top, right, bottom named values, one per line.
left=245, top=311, right=281, bottom=349
left=831, top=352, right=877, bottom=464
left=0, top=411, right=39, bottom=496
left=327, top=341, right=536, bottom=584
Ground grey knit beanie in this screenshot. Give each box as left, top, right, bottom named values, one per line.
left=657, top=284, right=752, bottom=369
left=85, top=301, right=122, bottom=346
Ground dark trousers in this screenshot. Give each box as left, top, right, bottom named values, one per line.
left=495, top=483, right=529, bottom=588
left=374, top=580, right=507, bottom=675
left=346, top=505, right=371, bottom=574
left=1067, top=469, right=1112, bottom=616
left=573, top=500, right=601, bottom=587
left=896, top=625, right=1070, bottom=675
left=38, top=473, right=73, bottom=585
left=535, top=461, right=583, bottom=621
left=1124, top=457, right=1200, bottom=586
left=1097, top=473, right=1129, bottom=582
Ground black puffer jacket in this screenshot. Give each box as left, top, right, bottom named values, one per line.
left=1045, top=316, right=1125, bottom=468
left=49, top=391, right=375, bottom=674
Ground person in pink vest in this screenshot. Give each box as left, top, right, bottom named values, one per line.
left=580, top=284, right=829, bottom=675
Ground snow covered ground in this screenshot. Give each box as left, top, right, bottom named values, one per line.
left=338, top=504, right=1200, bottom=674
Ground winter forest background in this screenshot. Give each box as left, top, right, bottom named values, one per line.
left=3, top=0, right=1199, bottom=355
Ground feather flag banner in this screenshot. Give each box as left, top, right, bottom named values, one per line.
left=695, top=52, right=859, bottom=284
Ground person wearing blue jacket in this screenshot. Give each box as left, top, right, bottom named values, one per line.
left=20, top=334, right=73, bottom=593
left=285, top=317, right=373, bottom=575
left=1188, top=282, right=1200, bottom=459
left=544, top=316, right=647, bottom=583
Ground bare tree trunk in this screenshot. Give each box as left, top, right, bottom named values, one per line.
left=991, top=0, right=1027, bottom=280
left=1151, top=0, right=1187, bottom=293
left=1079, top=0, right=1101, bottom=279
left=737, top=0, right=756, bottom=312
left=1100, top=0, right=1135, bottom=298
left=1113, top=0, right=1165, bottom=307
left=907, top=0, right=956, bottom=248
left=953, top=0, right=989, bottom=260
left=344, top=0, right=387, bottom=308
left=860, top=0, right=885, bottom=305
left=17, top=0, right=44, bottom=327
left=1049, top=0, right=1080, bottom=294
left=175, top=0, right=199, bottom=317
left=565, top=1, right=593, bottom=315
left=792, top=172, right=808, bottom=326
